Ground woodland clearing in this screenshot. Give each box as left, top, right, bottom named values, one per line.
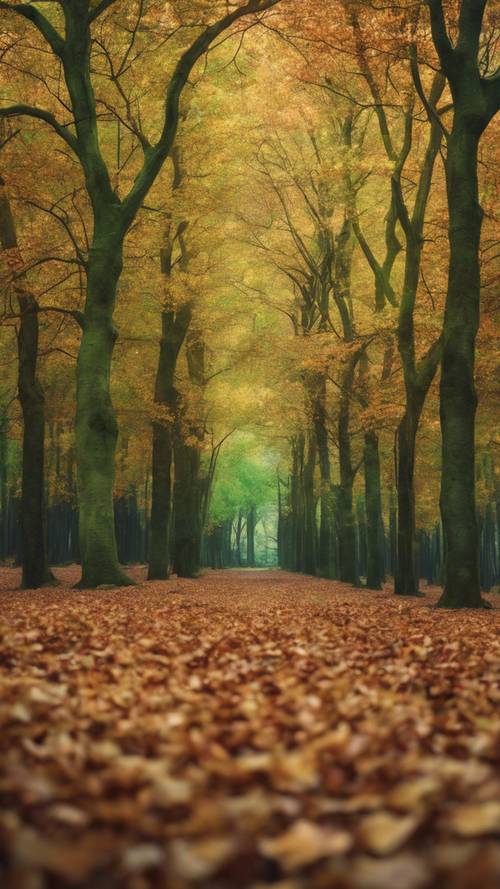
left=0, top=568, right=499, bottom=888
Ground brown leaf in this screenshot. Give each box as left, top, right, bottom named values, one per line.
left=445, top=802, right=500, bottom=837
left=260, top=820, right=352, bottom=871
left=359, top=812, right=420, bottom=855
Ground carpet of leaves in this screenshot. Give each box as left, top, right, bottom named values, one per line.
left=0, top=567, right=499, bottom=889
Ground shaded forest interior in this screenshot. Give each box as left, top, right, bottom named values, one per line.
left=0, top=0, right=498, bottom=606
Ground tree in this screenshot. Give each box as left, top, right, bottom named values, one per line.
left=148, top=149, right=191, bottom=581
left=0, top=156, right=54, bottom=587
left=425, top=0, right=499, bottom=608
left=344, top=4, right=446, bottom=596
left=0, top=0, right=280, bottom=587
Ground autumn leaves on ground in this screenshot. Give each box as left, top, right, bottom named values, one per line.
left=1, top=568, right=499, bottom=889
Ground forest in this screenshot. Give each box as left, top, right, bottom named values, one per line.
left=0, top=1, right=499, bottom=888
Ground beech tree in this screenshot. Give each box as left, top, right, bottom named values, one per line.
left=425, top=0, right=499, bottom=608
left=0, top=165, right=54, bottom=587
left=0, top=0, right=280, bottom=587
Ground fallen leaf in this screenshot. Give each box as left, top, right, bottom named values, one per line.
left=359, top=812, right=420, bottom=855
left=446, top=802, right=500, bottom=837
left=260, top=819, right=352, bottom=870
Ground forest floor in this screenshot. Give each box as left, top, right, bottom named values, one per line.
left=0, top=568, right=499, bottom=889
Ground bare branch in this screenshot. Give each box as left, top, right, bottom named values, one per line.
left=0, top=104, right=77, bottom=151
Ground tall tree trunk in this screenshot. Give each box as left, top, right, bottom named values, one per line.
left=391, top=94, right=444, bottom=597
left=148, top=304, right=191, bottom=580
left=338, top=359, right=358, bottom=585
left=17, top=294, right=55, bottom=587
left=313, top=377, right=333, bottom=577
left=394, top=407, right=420, bottom=596
left=0, top=171, right=53, bottom=588
left=437, top=128, right=483, bottom=607
left=290, top=435, right=304, bottom=572
left=246, top=505, right=256, bottom=567
left=302, top=431, right=317, bottom=575
left=235, top=510, right=244, bottom=566
left=172, top=327, right=205, bottom=579
left=363, top=429, right=384, bottom=589
left=0, top=414, right=7, bottom=561
left=427, top=0, right=498, bottom=611
left=172, top=438, right=202, bottom=577
left=75, top=231, right=133, bottom=588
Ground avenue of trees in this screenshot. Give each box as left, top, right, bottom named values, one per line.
left=0, top=0, right=498, bottom=607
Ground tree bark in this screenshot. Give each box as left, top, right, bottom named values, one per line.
left=302, top=431, right=317, bottom=575
left=148, top=305, right=191, bottom=579
left=425, top=0, right=499, bottom=606
left=363, top=430, right=384, bottom=589
left=172, top=327, right=205, bottom=578
left=75, top=231, right=132, bottom=588
left=0, top=171, right=53, bottom=588
left=394, top=407, right=420, bottom=596
left=338, top=358, right=358, bottom=585
left=173, top=436, right=202, bottom=577
left=437, top=127, right=483, bottom=606
left=313, top=377, right=333, bottom=577
left=247, top=505, right=256, bottom=567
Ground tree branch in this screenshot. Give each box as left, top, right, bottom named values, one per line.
left=0, top=2, right=65, bottom=57
left=88, top=0, right=120, bottom=24
left=410, top=43, right=449, bottom=139
left=426, top=0, right=456, bottom=77
left=457, top=0, right=487, bottom=56
left=121, top=0, right=280, bottom=228
left=0, top=104, right=77, bottom=152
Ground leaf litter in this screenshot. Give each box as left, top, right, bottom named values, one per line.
left=0, top=566, right=499, bottom=888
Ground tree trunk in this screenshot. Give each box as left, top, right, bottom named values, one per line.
left=363, top=429, right=384, bottom=589
left=247, top=505, right=256, bottom=568
left=75, top=235, right=133, bottom=588
left=338, top=362, right=358, bottom=585
left=172, top=328, right=206, bottom=577
left=290, top=435, right=304, bottom=572
left=148, top=413, right=174, bottom=579
left=235, top=510, right=244, bottom=566
left=0, top=415, right=7, bottom=561
left=302, top=431, right=317, bottom=575
left=172, top=437, right=202, bottom=577
left=0, top=172, right=53, bottom=588
left=313, top=377, right=333, bottom=577
left=437, top=128, right=483, bottom=607
left=148, top=305, right=191, bottom=580
left=17, top=294, right=54, bottom=587
left=394, top=408, right=421, bottom=597
left=338, top=467, right=356, bottom=584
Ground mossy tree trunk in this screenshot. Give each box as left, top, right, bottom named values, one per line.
left=75, top=229, right=133, bottom=587
left=246, top=506, right=256, bottom=567
left=0, top=170, right=53, bottom=588
left=173, top=435, right=202, bottom=577
left=0, top=414, right=7, bottom=560
left=338, top=353, right=361, bottom=585
left=427, top=0, right=499, bottom=607
left=363, top=430, right=384, bottom=590
left=148, top=304, right=191, bottom=580
left=312, top=377, right=333, bottom=577
left=172, top=328, right=205, bottom=578
left=394, top=405, right=420, bottom=596
left=390, top=79, right=445, bottom=596
left=302, top=431, right=317, bottom=575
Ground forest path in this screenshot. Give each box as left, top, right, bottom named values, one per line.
left=0, top=568, right=499, bottom=888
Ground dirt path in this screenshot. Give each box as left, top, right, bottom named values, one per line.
left=0, top=569, right=499, bottom=888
